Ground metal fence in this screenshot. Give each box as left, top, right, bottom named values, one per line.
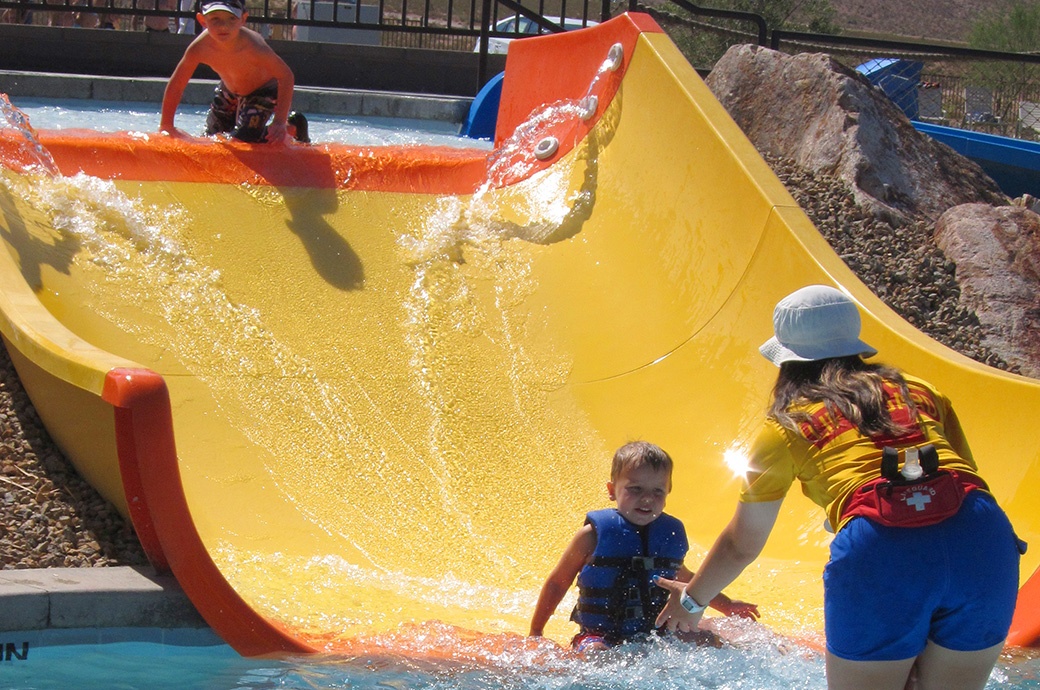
left=770, top=31, right=1040, bottom=142
left=630, top=3, right=1040, bottom=143
left=0, top=0, right=607, bottom=43
left=0, top=0, right=609, bottom=85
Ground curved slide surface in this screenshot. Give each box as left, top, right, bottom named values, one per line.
left=1, top=14, right=1038, bottom=656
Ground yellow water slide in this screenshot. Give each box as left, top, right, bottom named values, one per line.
left=0, top=14, right=1038, bottom=657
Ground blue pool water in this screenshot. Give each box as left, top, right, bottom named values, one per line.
left=3, top=625, right=1040, bottom=689
left=7, top=97, right=491, bottom=149
left=1, top=625, right=817, bottom=690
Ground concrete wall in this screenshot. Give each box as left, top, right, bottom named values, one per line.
left=0, top=24, right=507, bottom=97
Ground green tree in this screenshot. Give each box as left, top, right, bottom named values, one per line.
left=968, top=0, right=1040, bottom=53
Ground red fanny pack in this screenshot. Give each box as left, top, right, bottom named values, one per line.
left=841, top=470, right=988, bottom=529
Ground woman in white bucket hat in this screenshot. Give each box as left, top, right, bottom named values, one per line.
left=653, top=285, right=1023, bottom=690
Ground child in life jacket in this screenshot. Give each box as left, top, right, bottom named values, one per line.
left=529, top=441, right=759, bottom=652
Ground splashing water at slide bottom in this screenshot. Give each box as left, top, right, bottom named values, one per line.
left=8, top=622, right=1040, bottom=690
left=0, top=622, right=822, bottom=690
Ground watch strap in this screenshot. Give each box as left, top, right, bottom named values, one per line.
left=679, top=589, right=707, bottom=614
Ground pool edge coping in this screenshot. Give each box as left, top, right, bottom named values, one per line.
left=0, top=565, right=209, bottom=634
left=0, top=70, right=474, bottom=124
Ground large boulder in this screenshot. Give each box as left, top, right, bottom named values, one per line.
left=934, top=203, right=1040, bottom=378
left=705, top=43, right=1040, bottom=378
left=705, top=44, right=1007, bottom=224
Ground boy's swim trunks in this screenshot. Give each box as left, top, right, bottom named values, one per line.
left=205, top=79, right=278, bottom=142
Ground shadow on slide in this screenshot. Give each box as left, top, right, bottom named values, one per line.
left=0, top=13, right=1038, bottom=656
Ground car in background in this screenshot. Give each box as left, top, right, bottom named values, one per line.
left=474, top=14, right=599, bottom=54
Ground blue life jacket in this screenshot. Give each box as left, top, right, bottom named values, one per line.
left=570, top=508, right=688, bottom=641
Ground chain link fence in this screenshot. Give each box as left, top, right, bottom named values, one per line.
left=630, top=2, right=1040, bottom=143
left=771, top=34, right=1040, bottom=142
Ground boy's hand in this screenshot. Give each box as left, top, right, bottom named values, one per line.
left=266, top=122, right=291, bottom=145
left=714, top=599, right=760, bottom=621
left=652, top=576, right=703, bottom=633
left=159, top=125, right=190, bottom=139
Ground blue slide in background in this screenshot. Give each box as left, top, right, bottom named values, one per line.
left=857, top=57, right=1040, bottom=198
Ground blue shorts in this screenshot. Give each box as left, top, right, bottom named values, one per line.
left=824, top=490, right=1023, bottom=661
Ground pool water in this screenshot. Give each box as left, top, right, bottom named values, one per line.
left=7, top=97, right=491, bottom=149
left=3, top=625, right=1040, bottom=689
left=0, top=625, right=820, bottom=690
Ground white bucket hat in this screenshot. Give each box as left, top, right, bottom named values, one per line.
left=759, top=285, right=878, bottom=366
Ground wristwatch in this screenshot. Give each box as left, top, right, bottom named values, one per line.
left=679, top=589, right=707, bottom=614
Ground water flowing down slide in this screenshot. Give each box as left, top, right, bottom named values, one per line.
left=0, top=14, right=1038, bottom=657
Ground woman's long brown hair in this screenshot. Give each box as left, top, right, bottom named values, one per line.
left=768, top=356, right=918, bottom=438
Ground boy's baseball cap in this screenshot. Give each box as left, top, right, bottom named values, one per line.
left=201, top=0, right=244, bottom=17
left=759, top=285, right=878, bottom=366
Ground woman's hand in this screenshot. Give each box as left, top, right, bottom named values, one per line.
left=653, top=576, right=704, bottom=633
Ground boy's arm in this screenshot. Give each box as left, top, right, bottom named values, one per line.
left=160, top=46, right=202, bottom=133
left=271, top=56, right=294, bottom=126
left=529, top=524, right=595, bottom=637
left=261, top=48, right=295, bottom=142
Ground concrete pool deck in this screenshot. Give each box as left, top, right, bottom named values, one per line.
left=0, top=566, right=205, bottom=633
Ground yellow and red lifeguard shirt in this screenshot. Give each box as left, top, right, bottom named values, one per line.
left=739, top=374, right=982, bottom=532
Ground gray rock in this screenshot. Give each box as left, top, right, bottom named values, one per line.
left=706, top=45, right=1008, bottom=224
left=935, top=204, right=1040, bottom=378
left=707, top=43, right=1037, bottom=378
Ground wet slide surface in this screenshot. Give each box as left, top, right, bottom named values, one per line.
left=1, top=14, right=1039, bottom=656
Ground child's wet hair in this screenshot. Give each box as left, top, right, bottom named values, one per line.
left=611, top=441, right=674, bottom=485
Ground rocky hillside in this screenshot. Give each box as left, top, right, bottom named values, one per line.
left=707, top=44, right=1039, bottom=378
left=830, top=0, right=988, bottom=43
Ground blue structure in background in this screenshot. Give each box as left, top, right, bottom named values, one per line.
left=858, top=56, right=1040, bottom=197
left=857, top=58, right=924, bottom=120
left=912, top=121, right=1040, bottom=198
left=462, top=72, right=505, bottom=140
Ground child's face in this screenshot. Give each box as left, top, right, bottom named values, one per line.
left=199, top=10, right=245, bottom=39
left=608, top=464, right=670, bottom=527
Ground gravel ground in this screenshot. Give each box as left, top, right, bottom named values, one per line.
left=0, top=156, right=1017, bottom=571
left=769, top=156, right=1017, bottom=375
left=0, top=353, right=148, bottom=568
